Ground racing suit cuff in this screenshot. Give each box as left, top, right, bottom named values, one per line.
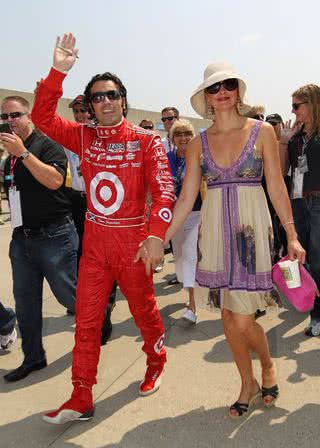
left=45, top=67, right=68, bottom=89
left=147, top=235, right=164, bottom=243
left=147, top=222, right=169, bottom=243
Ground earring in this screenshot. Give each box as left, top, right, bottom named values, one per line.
left=207, top=104, right=214, bottom=118
left=237, top=97, right=244, bottom=112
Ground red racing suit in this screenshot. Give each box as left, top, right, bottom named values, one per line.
left=32, top=68, right=175, bottom=387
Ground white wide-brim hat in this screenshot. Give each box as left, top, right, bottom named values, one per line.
left=190, top=62, right=251, bottom=118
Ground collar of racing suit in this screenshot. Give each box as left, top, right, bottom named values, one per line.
left=95, top=117, right=126, bottom=138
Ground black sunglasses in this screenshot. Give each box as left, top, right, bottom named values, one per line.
left=161, top=116, right=177, bottom=123
left=0, top=111, right=27, bottom=120
left=292, top=102, right=307, bottom=111
left=142, top=125, right=154, bottom=130
left=206, top=78, right=239, bottom=95
left=90, top=90, right=121, bottom=103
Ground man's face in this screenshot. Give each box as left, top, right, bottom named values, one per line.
left=161, top=109, right=178, bottom=133
left=90, top=80, right=124, bottom=126
left=1, top=100, right=32, bottom=139
left=72, top=104, right=91, bottom=124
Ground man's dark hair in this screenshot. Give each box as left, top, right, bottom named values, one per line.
left=84, top=72, right=128, bottom=119
left=161, top=106, right=180, bottom=118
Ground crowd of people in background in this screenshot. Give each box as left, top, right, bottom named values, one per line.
left=0, top=32, right=319, bottom=424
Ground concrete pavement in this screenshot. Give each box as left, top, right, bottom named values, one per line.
left=0, top=206, right=320, bottom=448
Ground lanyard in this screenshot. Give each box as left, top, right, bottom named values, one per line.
left=300, top=133, right=314, bottom=156
left=10, top=156, right=18, bottom=186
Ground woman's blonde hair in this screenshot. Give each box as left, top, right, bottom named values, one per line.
left=245, top=104, right=265, bottom=119
left=292, top=84, right=320, bottom=135
left=170, top=119, right=196, bottom=140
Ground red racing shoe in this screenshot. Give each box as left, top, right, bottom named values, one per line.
left=43, top=385, right=94, bottom=424
left=139, top=364, right=164, bottom=396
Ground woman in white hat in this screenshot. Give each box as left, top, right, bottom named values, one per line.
left=165, top=62, right=305, bottom=418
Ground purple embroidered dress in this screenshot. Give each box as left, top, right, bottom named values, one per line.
left=196, top=121, right=274, bottom=314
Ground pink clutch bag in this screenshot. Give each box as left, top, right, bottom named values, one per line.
left=272, top=256, right=316, bottom=312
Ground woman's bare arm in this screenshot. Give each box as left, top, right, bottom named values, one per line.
left=165, top=136, right=202, bottom=243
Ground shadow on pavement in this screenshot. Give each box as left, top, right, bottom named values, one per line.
left=2, top=398, right=319, bottom=448
left=0, top=351, right=72, bottom=392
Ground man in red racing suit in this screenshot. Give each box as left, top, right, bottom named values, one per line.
left=31, top=33, right=175, bottom=424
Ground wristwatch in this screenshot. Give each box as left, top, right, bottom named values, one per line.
left=19, top=150, right=30, bottom=161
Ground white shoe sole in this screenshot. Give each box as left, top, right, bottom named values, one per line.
left=0, top=328, right=17, bottom=350
left=139, top=375, right=162, bottom=397
left=42, top=408, right=94, bottom=425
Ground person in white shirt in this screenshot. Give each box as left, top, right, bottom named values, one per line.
left=161, top=107, right=179, bottom=153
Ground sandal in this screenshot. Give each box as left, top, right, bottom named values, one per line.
left=262, top=384, right=279, bottom=408
left=229, top=389, right=261, bottom=419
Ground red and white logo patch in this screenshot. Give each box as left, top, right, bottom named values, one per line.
left=158, top=208, right=172, bottom=223
left=90, top=172, right=124, bottom=216
left=154, top=335, right=165, bottom=354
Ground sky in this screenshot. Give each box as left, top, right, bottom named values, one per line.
left=1, top=0, right=319, bottom=121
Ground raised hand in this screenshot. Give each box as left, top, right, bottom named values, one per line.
left=53, top=33, right=79, bottom=73
left=280, top=119, right=301, bottom=144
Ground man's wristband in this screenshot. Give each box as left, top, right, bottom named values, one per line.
left=19, top=150, right=31, bottom=161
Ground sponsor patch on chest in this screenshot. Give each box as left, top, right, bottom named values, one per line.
left=107, top=143, right=125, bottom=153
left=126, top=140, right=141, bottom=152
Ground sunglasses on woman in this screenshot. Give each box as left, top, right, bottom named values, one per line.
left=292, top=102, right=307, bottom=111
left=206, top=78, right=239, bottom=95
left=90, top=90, right=121, bottom=103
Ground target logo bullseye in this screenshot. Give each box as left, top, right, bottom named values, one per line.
left=90, top=172, right=124, bottom=216
left=158, top=208, right=172, bottom=223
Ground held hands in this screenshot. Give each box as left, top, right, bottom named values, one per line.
left=53, top=33, right=79, bottom=73
left=134, top=238, right=164, bottom=276
left=0, top=132, right=25, bottom=157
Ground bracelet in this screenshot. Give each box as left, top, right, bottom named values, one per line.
left=283, top=220, right=294, bottom=228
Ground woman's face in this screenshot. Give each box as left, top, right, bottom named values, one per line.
left=205, top=78, right=239, bottom=113
left=292, top=95, right=311, bottom=124
left=172, top=128, right=194, bottom=152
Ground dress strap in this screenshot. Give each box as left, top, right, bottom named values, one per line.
left=248, top=120, right=263, bottom=148
left=200, top=130, right=210, bottom=160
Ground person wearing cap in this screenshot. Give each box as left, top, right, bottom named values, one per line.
left=266, top=113, right=283, bottom=141
left=165, top=62, right=305, bottom=418
left=67, top=95, right=116, bottom=344
left=66, top=94, right=90, bottom=262
left=264, top=113, right=288, bottom=263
